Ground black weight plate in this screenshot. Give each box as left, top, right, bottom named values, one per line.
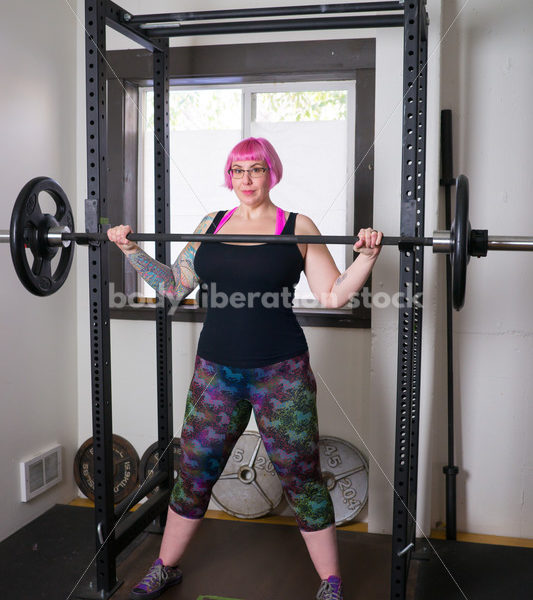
left=139, top=439, right=181, bottom=497
left=10, top=176, right=75, bottom=296
left=452, top=174, right=471, bottom=310
left=73, top=435, right=139, bottom=503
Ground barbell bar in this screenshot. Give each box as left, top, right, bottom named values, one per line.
left=6, top=230, right=533, bottom=250
left=3, top=175, right=533, bottom=307
left=59, top=232, right=435, bottom=246
left=7, top=227, right=533, bottom=249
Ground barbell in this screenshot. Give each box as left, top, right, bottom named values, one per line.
left=2, top=175, right=533, bottom=308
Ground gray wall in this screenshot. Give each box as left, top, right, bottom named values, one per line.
left=432, top=0, right=533, bottom=538
left=97, top=0, right=533, bottom=539
left=1, top=0, right=530, bottom=544
left=93, top=0, right=441, bottom=533
left=0, top=1, right=79, bottom=541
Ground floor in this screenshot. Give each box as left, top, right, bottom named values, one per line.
left=111, top=520, right=396, bottom=600
left=1, top=504, right=532, bottom=600
left=413, top=537, right=533, bottom=600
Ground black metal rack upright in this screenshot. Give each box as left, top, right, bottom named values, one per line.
left=391, top=2, right=428, bottom=597
left=80, top=2, right=429, bottom=599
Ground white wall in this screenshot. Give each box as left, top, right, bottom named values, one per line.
left=73, top=0, right=533, bottom=540
left=0, top=1, right=79, bottom=541
left=4, top=0, right=529, bottom=549
left=431, top=0, right=533, bottom=539
left=75, top=0, right=439, bottom=531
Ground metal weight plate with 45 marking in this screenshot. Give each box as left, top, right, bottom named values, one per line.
left=319, top=436, right=368, bottom=525
left=212, top=431, right=283, bottom=519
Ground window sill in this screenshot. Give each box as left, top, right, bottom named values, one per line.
left=109, top=304, right=370, bottom=328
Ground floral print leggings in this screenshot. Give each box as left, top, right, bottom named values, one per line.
left=170, top=351, right=335, bottom=532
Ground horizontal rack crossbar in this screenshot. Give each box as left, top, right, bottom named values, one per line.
left=127, top=2, right=404, bottom=26
left=143, top=15, right=405, bottom=38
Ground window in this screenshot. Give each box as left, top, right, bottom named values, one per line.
left=138, top=81, right=355, bottom=307
left=107, top=39, right=375, bottom=327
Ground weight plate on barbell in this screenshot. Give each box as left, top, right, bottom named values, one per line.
left=73, top=434, right=139, bottom=504
left=452, top=174, right=471, bottom=310
left=212, top=431, right=283, bottom=519
left=10, top=177, right=75, bottom=296
left=139, top=438, right=181, bottom=497
left=319, top=436, right=368, bottom=526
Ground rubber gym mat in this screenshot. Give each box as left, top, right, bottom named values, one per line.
left=414, top=538, right=533, bottom=600
left=0, top=504, right=96, bottom=599
left=110, top=517, right=393, bottom=600
left=196, top=596, right=246, bottom=600
left=5, top=505, right=532, bottom=599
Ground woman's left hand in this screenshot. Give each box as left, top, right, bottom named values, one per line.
left=353, top=227, right=383, bottom=258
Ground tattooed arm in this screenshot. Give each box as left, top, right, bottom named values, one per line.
left=107, top=213, right=217, bottom=302
left=297, top=214, right=382, bottom=309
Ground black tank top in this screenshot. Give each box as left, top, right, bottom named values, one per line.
left=193, top=210, right=308, bottom=367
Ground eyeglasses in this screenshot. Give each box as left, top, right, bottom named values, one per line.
left=228, top=167, right=269, bottom=179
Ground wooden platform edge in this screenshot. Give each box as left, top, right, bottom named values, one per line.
left=67, top=499, right=533, bottom=547
left=67, top=498, right=368, bottom=532
left=430, top=528, right=533, bottom=549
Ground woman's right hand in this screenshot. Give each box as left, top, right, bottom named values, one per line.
left=107, top=225, right=138, bottom=254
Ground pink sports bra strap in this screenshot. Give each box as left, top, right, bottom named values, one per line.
left=275, top=206, right=286, bottom=235
left=213, top=206, right=286, bottom=235
left=213, top=207, right=238, bottom=234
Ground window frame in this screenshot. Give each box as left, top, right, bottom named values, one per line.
left=107, top=39, right=376, bottom=328
left=137, top=79, right=356, bottom=305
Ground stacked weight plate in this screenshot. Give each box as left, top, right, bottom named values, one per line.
left=73, top=431, right=369, bottom=525
left=211, top=431, right=368, bottom=524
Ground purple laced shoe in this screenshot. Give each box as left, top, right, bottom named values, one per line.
left=130, top=558, right=182, bottom=600
left=316, top=575, right=344, bottom=600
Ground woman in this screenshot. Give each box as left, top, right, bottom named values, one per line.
left=108, top=137, right=382, bottom=600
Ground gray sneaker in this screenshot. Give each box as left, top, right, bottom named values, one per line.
left=316, top=575, right=344, bottom=600
left=130, top=558, right=182, bottom=599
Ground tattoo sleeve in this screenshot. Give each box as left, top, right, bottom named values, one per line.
left=126, top=214, right=213, bottom=301
left=335, top=272, right=348, bottom=286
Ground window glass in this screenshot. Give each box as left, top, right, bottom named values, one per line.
left=140, top=83, right=354, bottom=308
left=141, top=89, right=242, bottom=297
left=251, top=89, right=349, bottom=304
left=254, top=90, right=347, bottom=122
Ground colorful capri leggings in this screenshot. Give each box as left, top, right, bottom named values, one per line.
left=170, top=351, right=335, bottom=532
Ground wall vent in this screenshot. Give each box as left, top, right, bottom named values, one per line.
left=20, top=445, right=62, bottom=502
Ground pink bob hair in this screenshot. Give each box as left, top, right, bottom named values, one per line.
left=224, top=137, right=283, bottom=190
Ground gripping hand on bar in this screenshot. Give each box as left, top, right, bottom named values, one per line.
left=107, top=224, right=139, bottom=255
left=354, top=227, right=384, bottom=257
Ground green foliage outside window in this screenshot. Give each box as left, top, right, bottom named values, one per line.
left=254, top=91, right=347, bottom=122
left=145, top=89, right=347, bottom=131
